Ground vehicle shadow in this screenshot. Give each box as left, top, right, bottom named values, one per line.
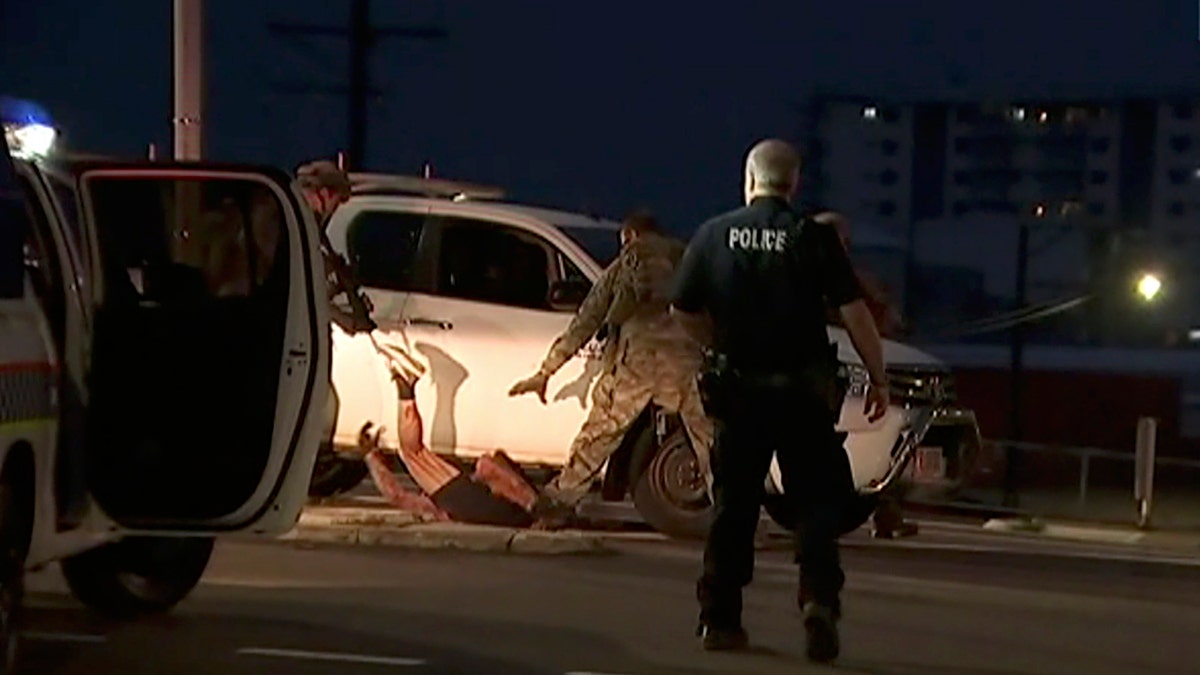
left=415, top=343, right=466, bottom=452
left=553, top=353, right=604, bottom=408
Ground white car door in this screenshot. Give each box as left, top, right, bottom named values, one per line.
left=403, top=213, right=599, bottom=465
left=324, top=203, right=432, bottom=453
left=73, top=164, right=327, bottom=535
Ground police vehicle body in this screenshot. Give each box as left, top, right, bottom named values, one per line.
left=322, top=173, right=983, bottom=538
left=0, top=99, right=329, bottom=669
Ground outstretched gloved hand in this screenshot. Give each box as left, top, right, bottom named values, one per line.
left=508, top=371, right=549, bottom=404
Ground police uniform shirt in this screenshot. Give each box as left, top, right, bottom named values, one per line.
left=670, top=196, right=863, bottom=372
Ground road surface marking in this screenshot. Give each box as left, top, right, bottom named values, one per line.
left=21, top=631, right=106, bottom=643
left=238, top=647, right=425, bottom=667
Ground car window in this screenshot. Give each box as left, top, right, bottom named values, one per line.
left=16, top=174, right=66, bottom=345
left=45, top=172, right=87, bottom=275
left=87, top=177, right=288, bottom=303
left=346, top=210, right=425, bottom=292
left=436, top=216, right=553, bottom=311
left=558, top=251, right=589, bottom=285
left=0, top=153, right=26, bottom=299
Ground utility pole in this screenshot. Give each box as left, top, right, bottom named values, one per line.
left=173, top=0, right=204, bottom=160
left=269, top=1, right=447, bottom=169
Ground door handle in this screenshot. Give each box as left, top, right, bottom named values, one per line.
left=405, top=317, right=453, bottom=330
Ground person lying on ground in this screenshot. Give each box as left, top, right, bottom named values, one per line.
left=359, top=342, right=540, bottom=528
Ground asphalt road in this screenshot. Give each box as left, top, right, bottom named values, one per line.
left=18, top=522, right=1200, bottom=674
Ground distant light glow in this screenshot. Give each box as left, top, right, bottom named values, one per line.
left=1189, top=328, right=1200, bottom=342
left=1011, top=107, right=1026, bottom=121
left=863, top=106, right=878, bottom=120
left=1136, top=273, right=1163, bottom=302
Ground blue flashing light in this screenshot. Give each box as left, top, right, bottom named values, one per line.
left=0, top=96, right=54, bottom=128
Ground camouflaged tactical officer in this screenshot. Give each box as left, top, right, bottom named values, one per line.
left=509, top=211, right=714, bottom=527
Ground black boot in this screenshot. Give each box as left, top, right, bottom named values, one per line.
left=802, top=602, right=840, bottom=663
left=697, top=623, right=749, bottom=652
left=530, top=495, right=576, bottom=530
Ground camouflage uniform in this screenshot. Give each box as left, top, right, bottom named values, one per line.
left=539, top=232, right=714, bottom=506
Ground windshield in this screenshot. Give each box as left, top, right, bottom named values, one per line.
left=559, top=225, right=621, bottom=267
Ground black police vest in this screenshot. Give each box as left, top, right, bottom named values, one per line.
left=713, top=208, right=833, bottom=374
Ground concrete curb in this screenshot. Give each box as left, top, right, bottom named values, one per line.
left=982, top=517, right=1200, bottom=551
left=282, top=506, right=610, bottom=556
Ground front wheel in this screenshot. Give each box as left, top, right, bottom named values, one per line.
left=632, top=428, right=712, bottom=539
left=60, top=537, right=213, bottom=619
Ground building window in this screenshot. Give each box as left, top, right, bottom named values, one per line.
left=1086, top=202, right=1105, bottom=216
left=1171, top=135, right=1194, bottom=153
left=880, top=139, right=899, bottom=156
left=1088, top=170, right=1109, bottom=185
left=1172, top=104, right=1195, bottom=120
left=878, top=201, right=897, bottom=217
left=1169, top=168, right=1192, bottom=185
left=880, top=107, right=900, bottom=123
left=879, top=169, right=899, bottom=186
left=1089, top=138, right=1111, bottom=154
left=1169, top=201, right=1186, bottom=217
left=862, top=106, right=878, bottom=120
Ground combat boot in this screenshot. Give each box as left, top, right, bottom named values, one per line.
left=802, top=602, right=840, bottom=663
left=530, top=495, right=576, bottom=530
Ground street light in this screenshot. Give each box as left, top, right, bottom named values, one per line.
left=1135, top=272, right=1163, bottom=303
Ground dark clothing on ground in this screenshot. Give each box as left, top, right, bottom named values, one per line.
left=431, top=474, right=534, bottom=528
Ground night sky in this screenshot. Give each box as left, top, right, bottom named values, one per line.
left=3, top=0, right=1200, bottom=233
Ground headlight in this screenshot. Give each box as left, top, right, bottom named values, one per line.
left=4, top=123, right=56, bottom=159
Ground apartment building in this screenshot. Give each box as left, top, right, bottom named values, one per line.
left=799, top=93, right=1200, bottom=342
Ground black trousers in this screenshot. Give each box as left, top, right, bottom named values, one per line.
left=697, top=383, right=856, bottom=630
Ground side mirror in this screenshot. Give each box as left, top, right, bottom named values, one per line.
left=548, top=279, right=589, bottom=311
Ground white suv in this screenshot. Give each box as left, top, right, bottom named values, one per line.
left=320, top=174, right=983, bottom=538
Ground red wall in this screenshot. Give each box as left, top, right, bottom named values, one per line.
left=952, top=368, right=1183, bottom=456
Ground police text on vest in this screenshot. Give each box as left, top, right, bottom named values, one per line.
left=728, top=227, right=787, bottom=253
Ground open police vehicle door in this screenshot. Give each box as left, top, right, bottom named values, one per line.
left=74, top=163, right=328, bottom=535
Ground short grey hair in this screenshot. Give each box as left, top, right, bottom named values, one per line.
left=745, top=139, right=801, bottom=194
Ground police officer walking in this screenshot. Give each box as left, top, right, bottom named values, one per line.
left=670, top=139, right=890, bottom=663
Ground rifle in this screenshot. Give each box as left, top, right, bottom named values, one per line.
left=317, top=227, right=377, bottom=334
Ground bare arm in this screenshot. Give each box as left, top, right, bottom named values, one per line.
left=839, top=300, right=887, bottom=386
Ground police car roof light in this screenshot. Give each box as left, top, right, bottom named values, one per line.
left=1, top=96, right=57, bottom=159
left=348, top=172, right=506, bottom=201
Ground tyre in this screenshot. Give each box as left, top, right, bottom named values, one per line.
left=632, top=428, right=712, bottom=539
left=60, top=536, right=214, bottom=619
left=761, top=490, right=880, bottom=536
left=308, top=443, right=368, bottom=498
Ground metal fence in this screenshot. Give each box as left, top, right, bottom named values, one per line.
left=952, top=422, right=1200, bottom=530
